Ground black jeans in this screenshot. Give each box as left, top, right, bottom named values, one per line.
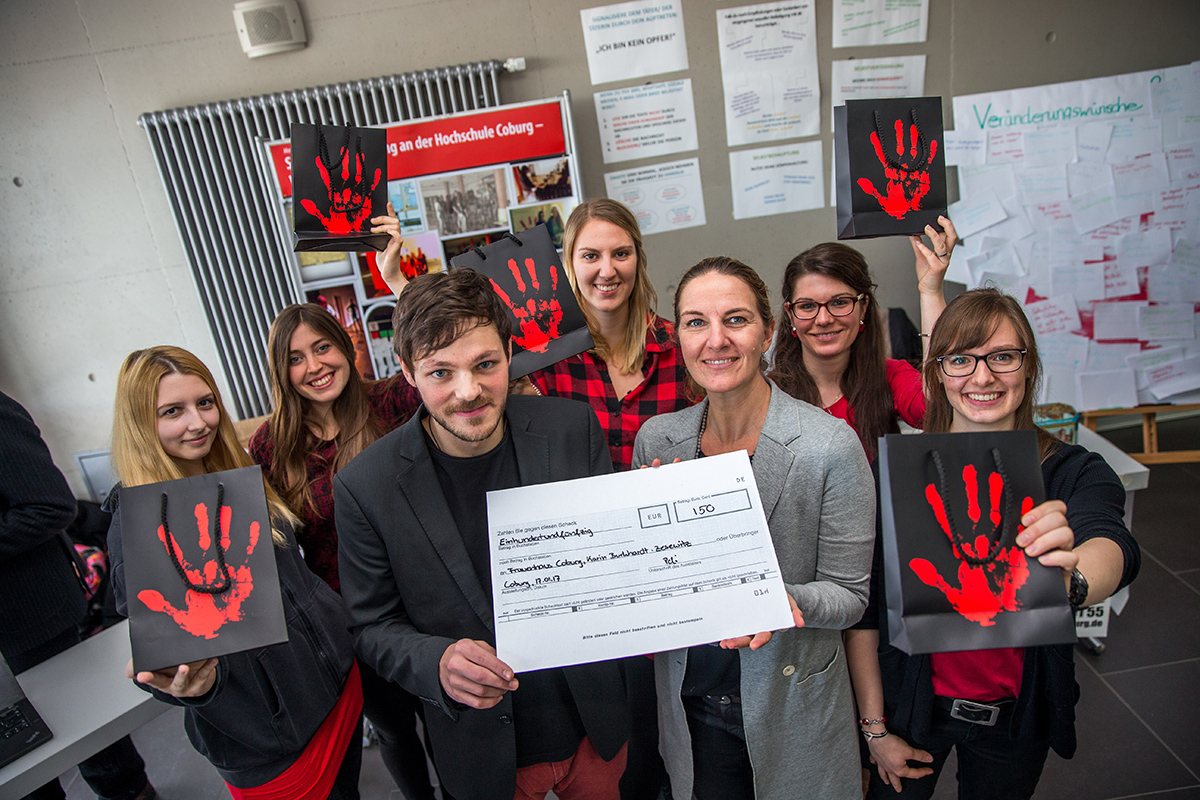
left=11, top=628, right=150, bottom=800
left=866, top=700, right=1050, bottom=800
left=683, top=695, right=754, bottom=800
left=359, top=660, right=440, bottom=800
left=326, top=713, right=364, bottom=800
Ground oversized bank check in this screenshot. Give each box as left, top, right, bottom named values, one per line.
left=486, top=451, right=794, bottom=672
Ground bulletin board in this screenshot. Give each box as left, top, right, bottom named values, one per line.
left=258, top=95, right=582, bottom=378
left=940, top=64, right=1200, bottom=411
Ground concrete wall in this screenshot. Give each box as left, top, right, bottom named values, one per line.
left=2, top=0, right=1198, bottom=493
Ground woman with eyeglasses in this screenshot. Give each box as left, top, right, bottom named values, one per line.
left=769, top=221, right=958, bottom=787
left=861, top=289, right=1139, bottom=798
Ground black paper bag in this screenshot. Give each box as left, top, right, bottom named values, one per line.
left=450, top=225, right=594, bottom=380
left=292, top=122, right=389, bottom=252
left=878, top=431, right=1076, bottom=655
left=120, top=466, right=288, bottom=673
left=835, top=97, right=948, bottom=240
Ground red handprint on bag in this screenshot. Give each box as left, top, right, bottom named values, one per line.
left=909, top=454, right=1033, bottom=626
left=299, top=129, right=381, bottom=234
left=137, top=498, right=259, bottom=640
left=857, top=110, right=938, bottom=221
left=489, top=256, right=564, bottom=354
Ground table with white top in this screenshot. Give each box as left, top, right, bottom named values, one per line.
left=0, top=621, right=167, bottom=798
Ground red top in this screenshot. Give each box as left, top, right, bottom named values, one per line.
left=227, top=661, right=363, bottom=799
left=930, top=648, right=1024, bottom=702
left=529, top=316, right=697, bottom=471
left=823, top=358, right=926, bottom=444
left=250, top=374, right=421, bottom=592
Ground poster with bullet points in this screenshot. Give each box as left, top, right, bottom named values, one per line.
left=594, top=80, right=700, bottom=164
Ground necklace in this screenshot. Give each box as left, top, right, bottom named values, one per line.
left=694, top=402, right=756, bottom=461
left=823, top=392, right=843, bottom=415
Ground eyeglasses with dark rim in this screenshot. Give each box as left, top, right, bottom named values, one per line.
left=935, top=348, right=1027, bottom=378
left=785, top=293, right=865, bottom=321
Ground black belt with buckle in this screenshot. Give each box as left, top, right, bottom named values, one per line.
left=933, top=695, right=1014, bottom=727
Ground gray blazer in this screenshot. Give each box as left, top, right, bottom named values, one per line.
left=632, top=381, right=875, bottom=800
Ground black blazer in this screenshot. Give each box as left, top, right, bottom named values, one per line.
left=334, top=394, right=628, bottom=800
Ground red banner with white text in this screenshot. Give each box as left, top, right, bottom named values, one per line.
left=270, top=100, right=567, bottom=197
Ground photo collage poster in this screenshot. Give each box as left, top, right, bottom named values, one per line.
left=263, top=101, right=580, bottom=379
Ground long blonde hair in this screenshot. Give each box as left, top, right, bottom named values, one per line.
left=112, top=346, right=296, bottom=543
left=562, top=199, right=657, bottom=374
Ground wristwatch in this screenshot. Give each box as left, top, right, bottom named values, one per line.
left=1068, top=568, right=1089, bottom=610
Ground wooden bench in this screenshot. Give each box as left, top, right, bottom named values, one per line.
left=1081, top=403, right=1200, bottom=465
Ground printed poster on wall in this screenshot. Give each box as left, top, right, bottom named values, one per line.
left=830, top=55, right=926, bottom=120
left=595, top=79, right=700, bottom=164
left=604, top=158, right=707, bottom=235
left=717, top=1, right=820, bottom=147
left=832, top=0, right=929, bottom=48
left=729, top=141, right=824, bottom=220
left=581, top=0, right=689, bottom=86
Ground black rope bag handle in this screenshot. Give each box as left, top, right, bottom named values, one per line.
left=316, top=125, right=367, bottom=214
left=872, top=108, right=930, bottom=171
left=929, top=448, right=1012, bottom=567
left=159, top=483, right=231, bottom=594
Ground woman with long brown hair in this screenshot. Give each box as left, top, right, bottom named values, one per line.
left=859, top=289, right=1139, bottom=798
left=249, top=293, right=434, bottom=797
left=108, top=346, right=362, bottom=799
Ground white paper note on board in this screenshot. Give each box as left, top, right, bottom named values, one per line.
left=1077, top=122, right=1114, bottom=162
left=1076, top=369, right=1139, bottom=411
left=1147, top=354, right=1200, bottom=400
left=1127, top=346, right=1185, bottom=389
left=943, top=129, right=987, bottom=167
left=1093, top=302, right=1146, bottom=341
left=1137, top=304, right=1197, bottom=341
left=1111, top=153, right=1171, bottom=196
left=580, top=0, right=689, bottom=85
left=947, top=191, right=1008, bottom=239
left=1025, top=295, right=1081, bottom=335
left=1022, top=128, right=1078, bottom=165
left=717, top=1, right=820, bottom=147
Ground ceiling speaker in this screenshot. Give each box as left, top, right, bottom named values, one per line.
left=233, top=0, right=307, bottom=58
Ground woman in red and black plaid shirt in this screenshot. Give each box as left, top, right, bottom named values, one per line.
left=521, top=199, right=699, bottom=472
left=516, top=199, right=697, bottom=800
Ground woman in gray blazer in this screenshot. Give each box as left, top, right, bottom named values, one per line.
left=632, top=257, right=875, bottom=800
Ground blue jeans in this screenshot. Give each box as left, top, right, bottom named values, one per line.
left=866, top=699, right=1050, bottom=800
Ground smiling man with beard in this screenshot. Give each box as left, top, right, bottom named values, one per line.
left=334, top=269, right=629, bottom=800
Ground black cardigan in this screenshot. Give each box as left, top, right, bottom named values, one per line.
left=870, top=443, right=1141, bottom=758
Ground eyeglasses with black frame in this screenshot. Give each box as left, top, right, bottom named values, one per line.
left=935, top=348, right=1027, bottom=378
left=785, top=293, right=865, bottom=321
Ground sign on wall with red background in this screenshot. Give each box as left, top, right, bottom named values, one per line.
left=269, top=99, right=568, bottom=198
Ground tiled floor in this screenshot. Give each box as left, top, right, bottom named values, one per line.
left=58, top=419, right=1200, bottom=800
